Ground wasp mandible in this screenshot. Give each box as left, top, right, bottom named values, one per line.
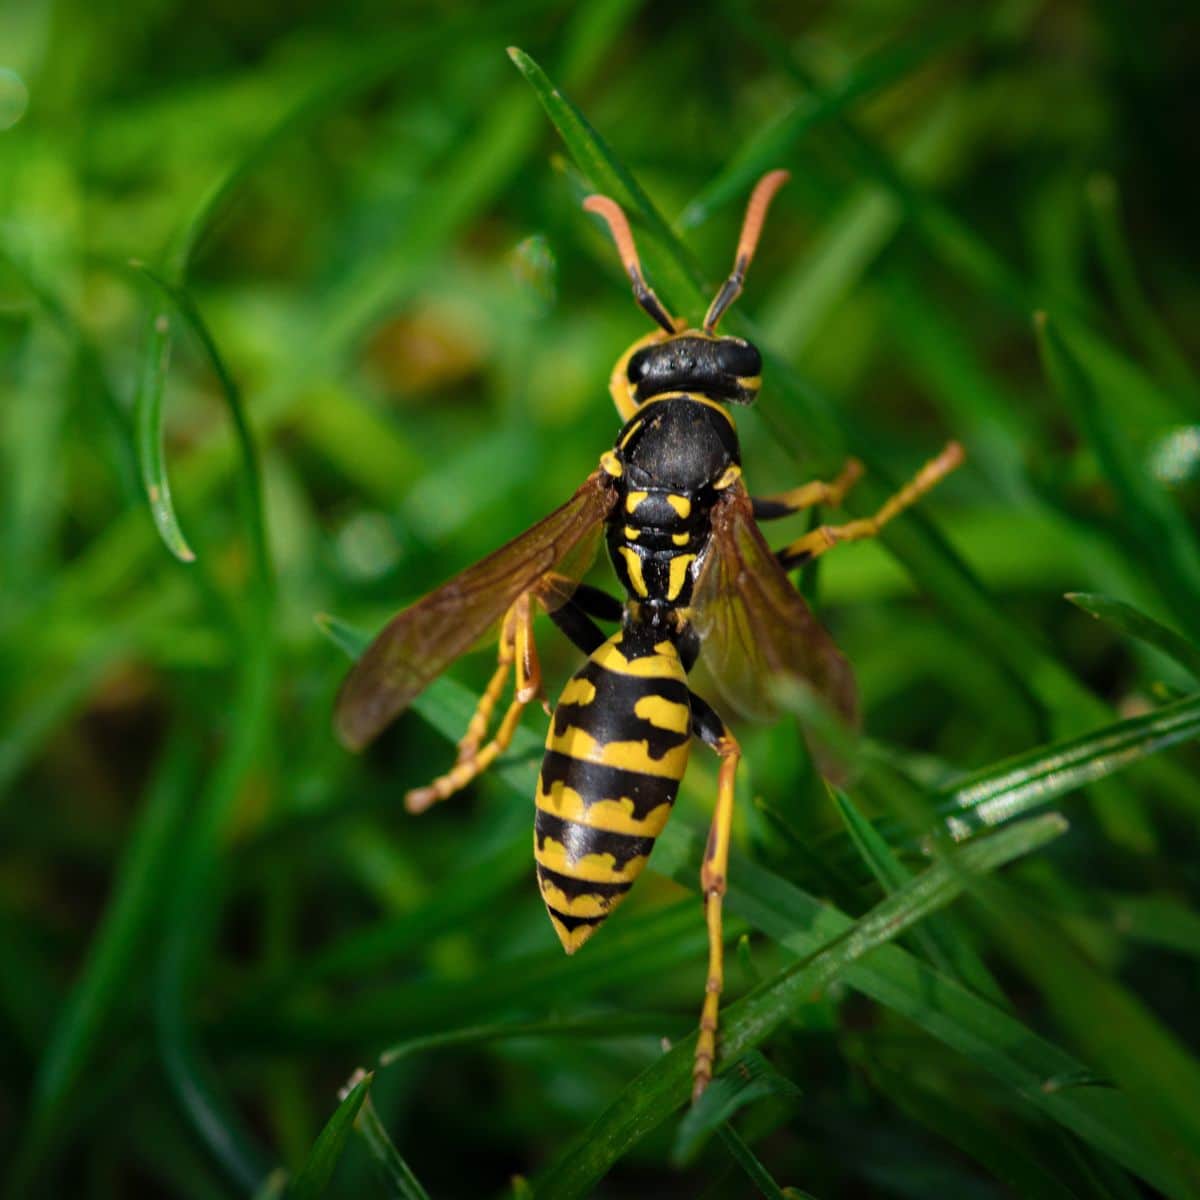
left=335, top=169, right=963, bottom=1100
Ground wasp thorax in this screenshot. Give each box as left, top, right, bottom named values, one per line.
left=627, top=334, right=761, bottom=406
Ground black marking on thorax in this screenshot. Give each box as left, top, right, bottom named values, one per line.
left=607, top=396, right=738, bottom=609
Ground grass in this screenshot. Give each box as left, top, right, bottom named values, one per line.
left=3, top=2, right=1200, bottom=1196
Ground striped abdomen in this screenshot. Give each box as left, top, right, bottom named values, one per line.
left=535, top=630, right=691, bottom=953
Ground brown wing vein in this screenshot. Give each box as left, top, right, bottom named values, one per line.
left=335, top=468, right=616, bottom=750
left=692, top=483, right=857, bottom=730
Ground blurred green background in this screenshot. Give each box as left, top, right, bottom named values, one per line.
left=5, top=0, right=1200, bottom=1196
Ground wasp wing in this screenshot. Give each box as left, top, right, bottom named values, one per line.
left=335, top=468, right=617, bottom=751
left=691, top=482, right=858, bottom=736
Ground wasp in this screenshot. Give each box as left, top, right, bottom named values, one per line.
left=335, top=169, right=963, bottom=1100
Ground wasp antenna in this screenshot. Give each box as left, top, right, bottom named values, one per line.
left=703, top=168, right=790, bottom=333
left=583, top=194, right=677, bottom=334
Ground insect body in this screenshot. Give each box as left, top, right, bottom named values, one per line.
left=335, top=170, right=963, bottom=1100
left=536, top=393, right=741, bottom=953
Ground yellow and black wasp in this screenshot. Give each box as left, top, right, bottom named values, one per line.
left=335, top=170, right=963, bottom=1100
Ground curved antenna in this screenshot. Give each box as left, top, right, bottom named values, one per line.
left=583, top=194, right=677, bottom=334
left=703, top=169, right=790, bottom=333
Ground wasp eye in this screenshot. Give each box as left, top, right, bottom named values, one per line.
left=717, top=340, right=761, bottom=377
left=627, top=348, right=651, bottom=382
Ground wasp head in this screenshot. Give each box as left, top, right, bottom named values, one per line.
left=625, top=333, right=761, bottom=406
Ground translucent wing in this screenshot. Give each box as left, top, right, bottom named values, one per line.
left=335, top=468, right=617, bottom=751
left=691, top=481, right=858, bottom=733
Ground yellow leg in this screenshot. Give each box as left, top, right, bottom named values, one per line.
left=693, top=732, right=741, bottom=1102
left=778, top=441, right=963, bottom=565
left=405, top=594, right=541, bottom=814
left=754, top=456, right=863, bottom=518
left=454, top=654, right=513, bottom=766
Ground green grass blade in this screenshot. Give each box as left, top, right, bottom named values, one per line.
left=1036, top=311, right=1200, bottom=639
left=507, top=46, right=707, bottom=315
left=354, top=1090, right=433, bottom=1200
left=672, top=1051, right=800, bottom=1165
left=678, top=13, right=980, bottom=229
left=127, top=2, right=559, bottom=567
left=831, top=786, right=911, bottom=894
left=830, top=785, right=1005, bottom=1003
left=378, top=1014, right=683, bottom=1068
left=719, top=0, right=1031, bottom=315
left=716, top=1125, right=794, bottom=1200
left=856, top=1054, right=1090, bottom=1200
left=1107, top=894, right=1200, bottom=959
left=314, top=612, right=369, bottom=659
left=975, top=879, right=1200, bottom=1195
left=133, top=305, right=195, bottom=563
left=1066, top=591, right=1200, bottom=682
left=532, top=813, right=1069, bottom=1199
left=129, top=263, right=273, bottom=614
left=288, top=1072, right=371, bottom=1200
left=253, top=1169, right=289, bottom=1200
left=0, top=246, right=139, bottom=502
left=165, top=0, right=556, bottom=277
left=936, top=690, right=1200, bottom=840
left=1086, top=174, right=1200, bottom=405
left=0, top=640, right=127, bottom=798
left=17, top=732, right=197, bottom=1181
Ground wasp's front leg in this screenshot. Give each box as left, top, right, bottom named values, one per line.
left=751, top=457, right=863, bottom=521
left=776, top=442, right=963, bottom=569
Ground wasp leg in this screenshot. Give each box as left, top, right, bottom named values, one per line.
left=687, top=693, right=741, bottom=1102
left=751, top=456, right=863, bottom=521
left=405, top=593, right=541, bottom=814
left=776, top=441, right=963, bottom=570
left=546, top=584, right=624, bottom=660
left=548, top=599, right=606, bottom=656
left=453, top=644, right=516, bottom=767
left=567, top=582, right=624, bottom=623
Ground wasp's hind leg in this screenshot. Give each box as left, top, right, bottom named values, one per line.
left=405, top=593, right=542, bottom=814
left=776, top=442, right=963, bottom=569
left=687, top=692, right=741, bottom=1102
left=751, top=456, right=863, bottom=521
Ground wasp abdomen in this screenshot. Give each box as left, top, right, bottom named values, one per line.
left=535, top=630, right=691, bottom=952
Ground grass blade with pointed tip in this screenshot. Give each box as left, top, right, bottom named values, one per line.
left=134, top=304, right=195, bottom=562
left=128, top=264, right=272, bottom=611
left=289, top=1073, right=371, bottom=1200
left=672, top=1051, right=800, bottom=1165
left=354, top=1090, right=433, bottom=1200
left=1037, top=311, right=1200, bottom=641
left=1086, top=174, right=1200, bottom=406
left=830, top=785, right=1005, bottom=1004
left=931, top=689, right=1200, bottom=840
left=1066, top=591, right=1200, bottom=682
left=378, top=1013, right=684, bottom=1068
left=507, top=45, right=706, bottom=316
left=717, top=1124, right=794, bottom=1200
